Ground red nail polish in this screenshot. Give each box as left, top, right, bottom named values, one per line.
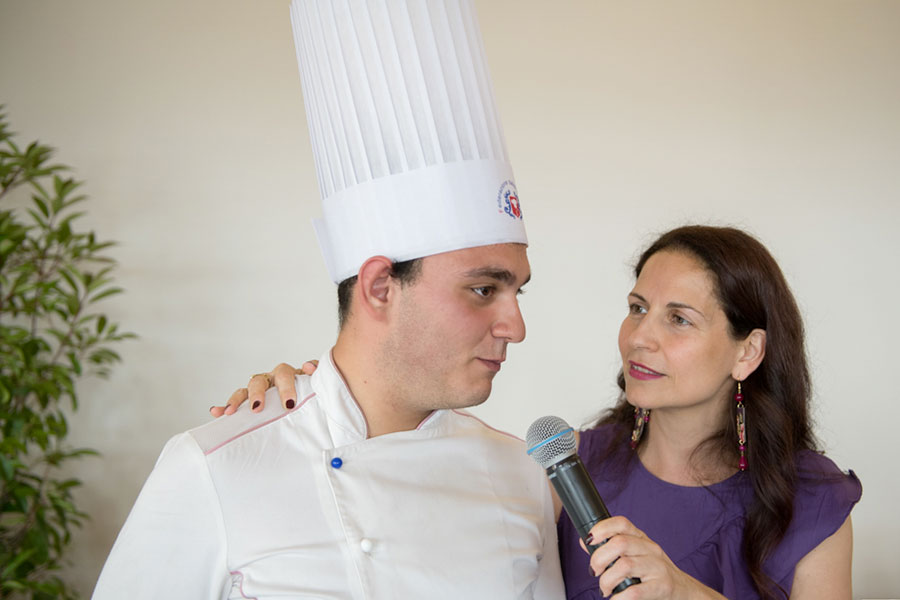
left=285, top=399, right=296, bottom=409
left=588, top=565, right=596, bottom=578
left=585, top=533, right=594, bottom=545
left=252, top=400, right=261, bottom=410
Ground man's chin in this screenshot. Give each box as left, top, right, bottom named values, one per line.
left=459, top=383, right=492, bottom=409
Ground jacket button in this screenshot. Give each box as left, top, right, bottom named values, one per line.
left=360, top=538, right=374, bottom=554
left=331, top=457, right=343, bottom=469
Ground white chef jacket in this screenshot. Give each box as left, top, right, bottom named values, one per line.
left=93, top=351, right=564, bottom=599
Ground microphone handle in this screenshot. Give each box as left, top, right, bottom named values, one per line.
left=547, top=456, right=641, bottom=595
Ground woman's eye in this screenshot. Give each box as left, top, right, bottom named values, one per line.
left=672, top=314, right=691, bottom=326
left=628, top=303, right=646, bottom=315
left=473, top=286, right=494, bottom=298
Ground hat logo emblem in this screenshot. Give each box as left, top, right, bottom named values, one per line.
left=497, top=180, right=523, bottom=220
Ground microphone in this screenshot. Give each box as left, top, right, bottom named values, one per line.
left=526, top=416, right=640, bottom=595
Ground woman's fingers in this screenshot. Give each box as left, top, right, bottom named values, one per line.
left=300, top=359, right=319, bottom=375
left=210, top=387, right=250, bottom=418
left=246, top=372, right=273, bottom=412
left=210, top=361, right=319, bottom=417
left=581, top=517, right=649, bottom=597
left=271, top=363, right=300, bottom=410
left=581, top=516, right=644, bottom=557
left=597, top=552, right=645, bottom=598
left=588, top=530, right=631, bottom=574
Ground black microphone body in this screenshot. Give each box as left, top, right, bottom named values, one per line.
left=526, top=416, right=640, bottom=596
left=546, top=453, right=611, bottom=552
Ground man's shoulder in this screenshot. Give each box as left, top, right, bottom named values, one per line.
left=186, top=374, right=316, bottom=455
left=446, top=409, right=527, bottom=450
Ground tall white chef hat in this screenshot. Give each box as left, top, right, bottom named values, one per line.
left=289, top=0, right=526, bottom=283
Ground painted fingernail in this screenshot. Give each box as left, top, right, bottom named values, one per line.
left=585, top=533, right=594, bottom=545
left=209, top=406, right=216, bottom=412
left=252, top=400, right=261, bottom=411
left=588, top=565, right=596, bottom=578
left=285, top=399, right=296, bottom=409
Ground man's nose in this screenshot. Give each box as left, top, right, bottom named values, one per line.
left=492, top=297, right=526, bottom=343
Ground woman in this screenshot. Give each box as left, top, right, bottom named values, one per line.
left=215, top=225, right=860, bottom=599
left=561, top=226, right=859, bottom=599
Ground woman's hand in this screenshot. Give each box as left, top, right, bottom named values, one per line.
left=583, top=516, right=726, bottom=600
left=209, top=361, right=319, bottom=416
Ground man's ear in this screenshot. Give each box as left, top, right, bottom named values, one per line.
left=732, top=328, right=766, bottom=381
left=354, top=256, right=396, bottom=321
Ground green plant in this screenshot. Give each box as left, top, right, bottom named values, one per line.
left=0, top=107, right=133, bottom=599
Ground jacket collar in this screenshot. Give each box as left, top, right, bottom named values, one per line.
left=311, top=349, right=446, bottom=447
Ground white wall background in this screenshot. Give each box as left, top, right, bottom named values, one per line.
left=1, top=1, right=898, bottom=597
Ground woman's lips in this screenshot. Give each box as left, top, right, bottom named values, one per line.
left=628, top=361, right=664, bottom=380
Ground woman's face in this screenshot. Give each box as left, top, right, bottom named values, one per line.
left=617, top=250, right=745, bottom=415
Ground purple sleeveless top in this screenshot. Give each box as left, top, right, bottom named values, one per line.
left=557, top=425, right=861, bottom=599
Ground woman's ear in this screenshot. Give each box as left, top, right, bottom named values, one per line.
left=733, top=329, right=766, bottom=381
left=354, top=256, right=395, bottom=322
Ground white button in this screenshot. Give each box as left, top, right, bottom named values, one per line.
left=360, top=538, right=374, bottom=554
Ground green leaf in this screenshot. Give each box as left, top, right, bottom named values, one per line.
left=89, top=286, right=123, bottom=303
left=0, top=453, right=17, bottom=480
left=67, top=352, right=82, bottom=376
left=57, top=210, right=86, bottom=232
left=58, top=266, right=79, bottom=293
left=0, top=580, right=28, bottom=591
left=65, top=293, right=80, bottom=315
left=32, top=193, right=50, bottom=217
left=0, top=548, right=36, bottom=579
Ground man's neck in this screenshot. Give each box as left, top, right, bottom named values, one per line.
left=332, top=335, right=432, bottom=438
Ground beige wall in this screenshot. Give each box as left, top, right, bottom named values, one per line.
left=1, top=1, right=897, bottom=597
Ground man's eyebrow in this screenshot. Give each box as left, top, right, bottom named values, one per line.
left=464, top=268, right=530, bottom=287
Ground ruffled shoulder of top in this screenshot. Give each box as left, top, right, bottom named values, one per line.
left=765, top=451, right=861, bottom=589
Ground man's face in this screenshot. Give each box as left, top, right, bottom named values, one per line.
left=380, top=243, right=530, bottom=413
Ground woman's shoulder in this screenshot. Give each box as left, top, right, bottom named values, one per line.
left=578, top=422, right=626, bottom=456
left=762, top=450, right=861, bottom=587
left=793, top=449, right=862, bottom=517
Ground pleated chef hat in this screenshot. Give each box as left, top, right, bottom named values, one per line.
left=289, top=0, right=526, bottom=283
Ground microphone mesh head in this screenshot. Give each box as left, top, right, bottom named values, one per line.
left=525, top=415, right=577, bottom=468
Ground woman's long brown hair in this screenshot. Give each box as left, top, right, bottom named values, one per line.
left=595, top=225, right=817, bottom=599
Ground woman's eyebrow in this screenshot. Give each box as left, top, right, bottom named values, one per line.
left=667, top=301, right=706, bottom=318
left=628, top=293, right=707, bottom=318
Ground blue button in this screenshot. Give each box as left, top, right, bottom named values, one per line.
left=331, top=457, right=343, bottom=469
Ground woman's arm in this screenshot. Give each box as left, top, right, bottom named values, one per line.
left=790, top=516, right=853, bottom=599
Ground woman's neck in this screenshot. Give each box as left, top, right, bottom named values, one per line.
left=637, top=405, right=735, bottom=487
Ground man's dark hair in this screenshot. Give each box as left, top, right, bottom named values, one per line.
left=337, top=258, right=422, bottom=328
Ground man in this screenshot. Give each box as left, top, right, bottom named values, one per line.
left=93, top=0, right=564, bottom=597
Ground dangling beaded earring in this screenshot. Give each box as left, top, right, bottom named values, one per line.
left=735, top=381, right=747, bottom=471
left=630, top=407, right=650, bottom=449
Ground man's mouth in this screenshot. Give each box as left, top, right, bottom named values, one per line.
left=478, top=358, right=503, bottom=372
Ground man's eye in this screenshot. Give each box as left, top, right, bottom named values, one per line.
left=473, top=287, right=494, bottom=298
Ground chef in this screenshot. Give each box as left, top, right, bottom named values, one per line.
left=92, top=0, right=564, bottom=598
